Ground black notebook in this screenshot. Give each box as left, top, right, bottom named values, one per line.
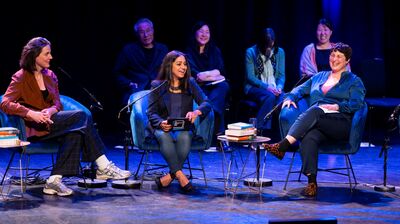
left=167, top=118, right=191, bottom=131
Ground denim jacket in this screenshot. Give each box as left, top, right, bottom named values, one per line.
left=285, top=71, right=366, bottom=113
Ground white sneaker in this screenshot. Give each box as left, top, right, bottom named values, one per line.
left=43, top=177, right=73, bottom=196
left=96, top=162, right=131, bottom=180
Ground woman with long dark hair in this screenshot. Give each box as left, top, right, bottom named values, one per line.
left=147, top=50, right=211, bottom=192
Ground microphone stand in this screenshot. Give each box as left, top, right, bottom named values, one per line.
left=263, top=75, right=309, bottom=121
left=374, top=110, right=398, bottom=192
left=57, top=67, right=104, bottom=111
left=56, top=67, right=107, bottom=188
left=112, top=80, right=167, bottom=189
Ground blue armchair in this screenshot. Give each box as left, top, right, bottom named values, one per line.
left=129, top=90, right=214, bottom=186
left=0, top=95, right=91, bottom=187
left=279, top=98, right=368, bottom=190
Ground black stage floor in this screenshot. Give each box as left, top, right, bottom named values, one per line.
left=1, top=133, right=399, bottom=224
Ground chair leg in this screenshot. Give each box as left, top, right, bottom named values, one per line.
left=347, top=156, right=358, bottom=185
left=197, top=151, right=207, bottom=187
left=283, top=151, right=297, bottom=190
left=297, top=166, right=302, bottom=181
left=1, top=151, right=16, bottom=185
left=186, top=157, right=193, bottom=180
left=140, top=151, right=150, bottom=187
left=345, top=155, right=357, bottom=191
left=134, top=152, right=145, bottom=180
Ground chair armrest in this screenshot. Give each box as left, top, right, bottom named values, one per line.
left=60, top=95, right=91, bottom=115
left=129, top=91, right=151, bottom=149
left=348, top=102, right=368, bottom=152
left=279, top=98, right=309, bottom=138
left=194, top=109, right=214, bottom=149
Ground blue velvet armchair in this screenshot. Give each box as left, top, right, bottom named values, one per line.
left=129, top=90, right=214, bottom=186
left=0, top=94, right=91, bottom=186
left=279, top=98, right=368, bottom=190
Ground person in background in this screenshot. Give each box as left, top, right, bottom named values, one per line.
left=147, top=50, right=211, bottom=193
left=299, top=18, right=350, bottom=78
left=263, top=43, right=365, bottom=197
left=113, top=18, right=168, bottom=106
left=244, top=27, right=285, bottom=132
left=1, top=37, right=131, bottom=196
left=185, top=21, right=230, bottom=137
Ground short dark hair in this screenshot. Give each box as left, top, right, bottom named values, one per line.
left=331, top=42, right=352, bottom=60
left=318, top=18, right=333, bottom=31
left=133, top=18, right=153, bottom=33
left=20, top=37, right=51, bottom=74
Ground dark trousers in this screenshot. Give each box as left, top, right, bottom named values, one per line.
left=201, top=81, right=230, bottom=134
left=28, top=110, right=105, bottom=176
left=288, top=106, right=352, bottom=176
left=247, top=87, right=283, bottom=130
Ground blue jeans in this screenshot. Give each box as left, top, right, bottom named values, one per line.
left=154, top=130, right=193, bottom=173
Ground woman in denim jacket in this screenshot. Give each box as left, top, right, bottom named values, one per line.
left=263, top=43, right=365, bottom=197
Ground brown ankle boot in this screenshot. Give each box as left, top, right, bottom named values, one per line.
left=302, top=183, right=318, bottom=197
left=262, top=143, right=285, bottom=160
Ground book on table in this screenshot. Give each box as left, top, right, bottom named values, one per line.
left=0, top=127, right=19, bottom=135
left=225, top=127, right=256, bottom=136
left=225, top=135, right=255, bottom=141
left=227, top=122, right=253, bottom=130
left=0, top=137, right=21, bottom=146
left=0, top=127, right=20, bottom=147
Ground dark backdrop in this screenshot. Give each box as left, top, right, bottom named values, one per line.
left=1, top=0, right=398, bottom=140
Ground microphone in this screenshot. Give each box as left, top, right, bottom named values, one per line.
left=385, top=104, right=400, bottom=133
left=57, top=67, right=104, bottom=111
left=388, top=104, right=400, bottom=122
left=117, top=80, right=168, bottom=120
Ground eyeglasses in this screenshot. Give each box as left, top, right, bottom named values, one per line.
left=137, top=29, right=153, bottom=35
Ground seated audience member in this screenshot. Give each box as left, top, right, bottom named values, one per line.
left=244, top=27, right=285, bottom=131
left=185, top=21, right=230, bottom=137
left=299, top=18, right=350, bottom=78
left=113, top=18, right=168, bottom=106
left=263, top=43, right=365, bottom=197
left=1, top=37, right=131, bottom=196
left=147, top=50, right=211, bottom=193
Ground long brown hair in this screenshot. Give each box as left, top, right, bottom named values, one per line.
left=156, top=50, right=192, bottom=91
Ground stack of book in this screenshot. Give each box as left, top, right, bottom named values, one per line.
left=0, top=127, right=20, bottom=147
left=224, top=122, right=256, bottom=141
